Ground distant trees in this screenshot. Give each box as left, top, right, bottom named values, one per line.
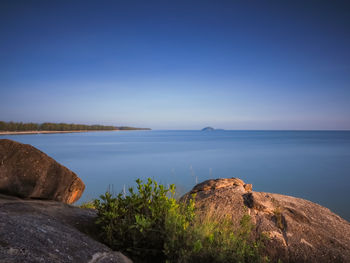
left=118, top=126, right=151, bottom=130
left=0, top=121, right=117, bottom=131
left=0, top=121, right=151, bottom=132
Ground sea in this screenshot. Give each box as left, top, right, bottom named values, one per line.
left=1, top=130, right=349, bottom=221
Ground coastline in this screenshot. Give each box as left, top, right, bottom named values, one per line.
left=0, top=130, right=119, bottom=135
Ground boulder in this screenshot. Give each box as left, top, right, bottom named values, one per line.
left=0, top=139, right=84, bottom=204
left=0, top=194, right=132, bottom=263
left=183, top=178, right=350, bottom=263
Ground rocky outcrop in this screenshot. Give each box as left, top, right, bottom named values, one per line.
left=0, top=139, right=84, bottom=204
left=0, top=194, right=132, bottom=263
left=183, top=178, right=350, bottom=263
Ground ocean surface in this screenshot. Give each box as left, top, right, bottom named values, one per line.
left=1, top=130, right=350, bottom=221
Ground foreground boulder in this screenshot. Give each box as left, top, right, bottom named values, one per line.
left=183, top=178, right=350, bottom=263
left=0, top=194, right=132, bottom=263
left=0, top=139, right=84, bottom=203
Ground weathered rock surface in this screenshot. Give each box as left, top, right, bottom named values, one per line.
left=0, top=139, right=84, bottom=203
left=183, top=178, right=350, bottom=263
left=0, top=194, right=132, bottom=263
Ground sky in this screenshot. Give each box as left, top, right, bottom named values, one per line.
left=1, top=0, right=350, bottom=130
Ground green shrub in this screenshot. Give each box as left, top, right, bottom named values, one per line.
left=94, top=178, right=268, bottom=263
left=79, top=201, right=96, bottom=209
left=93, top=178, right=194, bottom=262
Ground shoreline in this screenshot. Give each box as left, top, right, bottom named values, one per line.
left=0, top=130, right=119, bottom=135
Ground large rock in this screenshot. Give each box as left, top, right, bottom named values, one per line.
left=0, top=139, right=84, bottom=203
left=0, top=194, right=132, bottom=263
left=183, top=178, right=350, bottom=263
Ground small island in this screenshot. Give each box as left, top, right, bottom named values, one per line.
left=201, top=127, right=224, bottom=131
left=201, top=127, right=215, bottom=131
left=0, top=121, right=151, bottom=135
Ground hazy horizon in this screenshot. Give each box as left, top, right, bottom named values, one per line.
left=1, top=0, right=350, bottom=130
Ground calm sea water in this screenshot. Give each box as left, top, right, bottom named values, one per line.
left=1, top=130, right=349, bottom=221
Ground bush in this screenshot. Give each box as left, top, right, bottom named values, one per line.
left=79, top=201, right=96, bottom=209
left=94, top=178, right=268, bottom=263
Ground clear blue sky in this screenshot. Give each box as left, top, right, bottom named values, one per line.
left=1, top=0, right=349, bottom=130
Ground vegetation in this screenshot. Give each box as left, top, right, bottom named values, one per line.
left=79, top=201, right=96, bottom=209
left=93, top=178, right=268, bottom=263
left=0, top=121, right=150, bottom=132
left=273, top=207, right=285, bottom=231
left=118, top=126, right=151, bottom=131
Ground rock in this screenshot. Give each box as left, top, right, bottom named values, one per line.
left=0, top=139, right=84, bottom=203
left=183, top=178, right=350, bottom=263
left=0, top=194, right=132, bottom=263
left=191, top=177, right=248, bottom=192
left=243, top=183, right=252, bottom=192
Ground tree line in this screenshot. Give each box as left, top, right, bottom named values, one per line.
left=117, top=126, right=151, bottom=130
left=0, top=121, right=151, bottom=132
left=0, top=121, right=118, bottom=131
